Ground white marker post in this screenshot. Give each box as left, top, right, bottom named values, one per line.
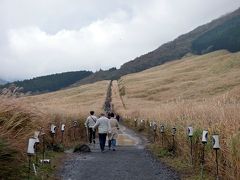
left=149, top=121, right=152, bottom=128
left=160, top=125, right=165, bottom=147
left=212, top=134, right=220, bottom=180
left=134, top=118, right=138, bottom=127
left=201, top=130, right=208, bottom=179
left=153, top=122, right=157, bottom=142
left=50, top=124, right=56, bottom=148
left=27, top=137, right=38, bottom=178
left=172, top=127, right=177, bottom=154
left=73, top=121, right=77, bottom=141
left=61, top=124, right=65, bottom=143
left=187, top=126, right=193, bottom=165
left=140, top=119, right=145, bottom=130
left=33, top=131, right=40, bottom=164
left=27, top=138, right=37, bottom=155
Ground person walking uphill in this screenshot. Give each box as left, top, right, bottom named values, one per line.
left=85, top=111, right=97, bottom=144
left=109, top=113, right=119, bottom=151
left=93, top=113, right=110, bottom=152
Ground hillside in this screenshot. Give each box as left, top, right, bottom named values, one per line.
left=111, top=50, right=240, bottom=179
left=20, top=80, right=109, bottom=116
left=117, top=50, right=240, bottom=104
left=76, top=7, right=240, bottom=85
left=0, top=80, right=109, bottom=179
left=1, top=70, right=92, bottom=94
left=2, top=8, right=240, bottom=91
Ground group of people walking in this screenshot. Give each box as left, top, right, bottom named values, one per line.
left=85, top=111, right=120, bottom=152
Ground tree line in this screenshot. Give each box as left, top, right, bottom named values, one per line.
left=1, top=71, right=92, bottom=93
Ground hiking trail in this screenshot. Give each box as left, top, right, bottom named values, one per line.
left=57, top=81, right=180, bottom=180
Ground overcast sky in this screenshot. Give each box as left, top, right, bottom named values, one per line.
left=0, top=0, right=239, bottom=81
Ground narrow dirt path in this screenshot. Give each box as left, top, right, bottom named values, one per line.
left=57, top=125, right=180, bottom=180
left=57, top=81, right=180, bottom=179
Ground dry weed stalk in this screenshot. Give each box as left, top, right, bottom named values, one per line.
left=112, top=80, right=240, bottom=179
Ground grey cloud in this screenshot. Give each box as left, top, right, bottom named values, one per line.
left=0, top=0, right=240, bottom=81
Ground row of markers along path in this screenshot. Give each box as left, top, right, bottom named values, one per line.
left=57, top=124, right=180, bottom=180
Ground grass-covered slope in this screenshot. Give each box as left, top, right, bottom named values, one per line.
left=20, top=80, right=110, bottom=116
left=76, top=7, right=240, bottom=85
left=112, top=50, right=240, bottom=179
left=0, top=80, right=109, bottom=179
left=120, top=50, right=240, bottom=102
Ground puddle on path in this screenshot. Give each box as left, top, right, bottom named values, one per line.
left=116, top=125, right=140, bottom=146
left=117, top=134, right=138, bottom=146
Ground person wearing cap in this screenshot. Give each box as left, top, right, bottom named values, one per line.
left=93, top=113, right=110, bottom=152
left=85, top=111, right=97, bottom=144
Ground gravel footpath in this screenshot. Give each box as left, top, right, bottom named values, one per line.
left=57, top=125, right=180, bottom=180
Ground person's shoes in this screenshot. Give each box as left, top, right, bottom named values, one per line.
left=113, top=149, right=116, bottom=151
left=93, top=140, right=95, bottom=144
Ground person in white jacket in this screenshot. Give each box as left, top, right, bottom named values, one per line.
left=93, top=113, right=110, bottom=152
left=85, top=111, right=97, bottom=144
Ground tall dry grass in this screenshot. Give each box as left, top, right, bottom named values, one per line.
left=111, top=50, right=240, bottom=179
left=0, top=97, right=42, bottom=155
left=20, top=80, right=110, bottom=117
left=0, top=80, right=110, bottom=178
left=0, top=97, right=45, bottom=178
left=114, top=85, right=240, bottom=179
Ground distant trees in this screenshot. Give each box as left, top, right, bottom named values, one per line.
left=192, top=15, right=240, bottom=54
left=2, top=71, right=92, bottom=93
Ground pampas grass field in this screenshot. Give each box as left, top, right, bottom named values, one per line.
left=112, top=51, right=240, bottom=179
left=20, top=80, right=110, bottom=117
left=1, top=49, right=240, bottom=179
left=0, top=80, right=109, bottom=178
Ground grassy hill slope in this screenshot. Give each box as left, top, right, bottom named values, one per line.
left=0, top=80, right=109, bottom=179
left=112, top=50, right=240, bottom=179
left=76, top=7, right=240, bottom=85
left=20, top=80, right=109, bottom=116
left=119, top=50, right=240, bottom=103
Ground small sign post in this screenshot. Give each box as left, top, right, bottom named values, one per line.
left=50, top=124, right=56, bottom=148
left=172, top=127, right=177, bottom=154
left=73, top=121, right=77, bottom=141
left=27, top=137, right=38, bottom=179
left=212, top=134, right=220, bottom=180
left=149, top=121, right=152, bottom=128
left=61, top=124, right=65, bottom=143
left=33, top=131, right=40, bottom=165
left=134, top=118, right=137, bottom=127
left=160, top=125, right=165, bottom=147
left=153, top=122, right=157, bottom=142
left=188, top=126, right=194, bottom=165
left=201, top=130, right=208, bottom=179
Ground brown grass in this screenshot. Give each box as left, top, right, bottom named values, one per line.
left=112, top=50, right=240, bottom=179
left=0, top=80, right=110, bottom=178
left=20, top=80, right=110, bottom=117
left=119, top=50, right=240, bottom=102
